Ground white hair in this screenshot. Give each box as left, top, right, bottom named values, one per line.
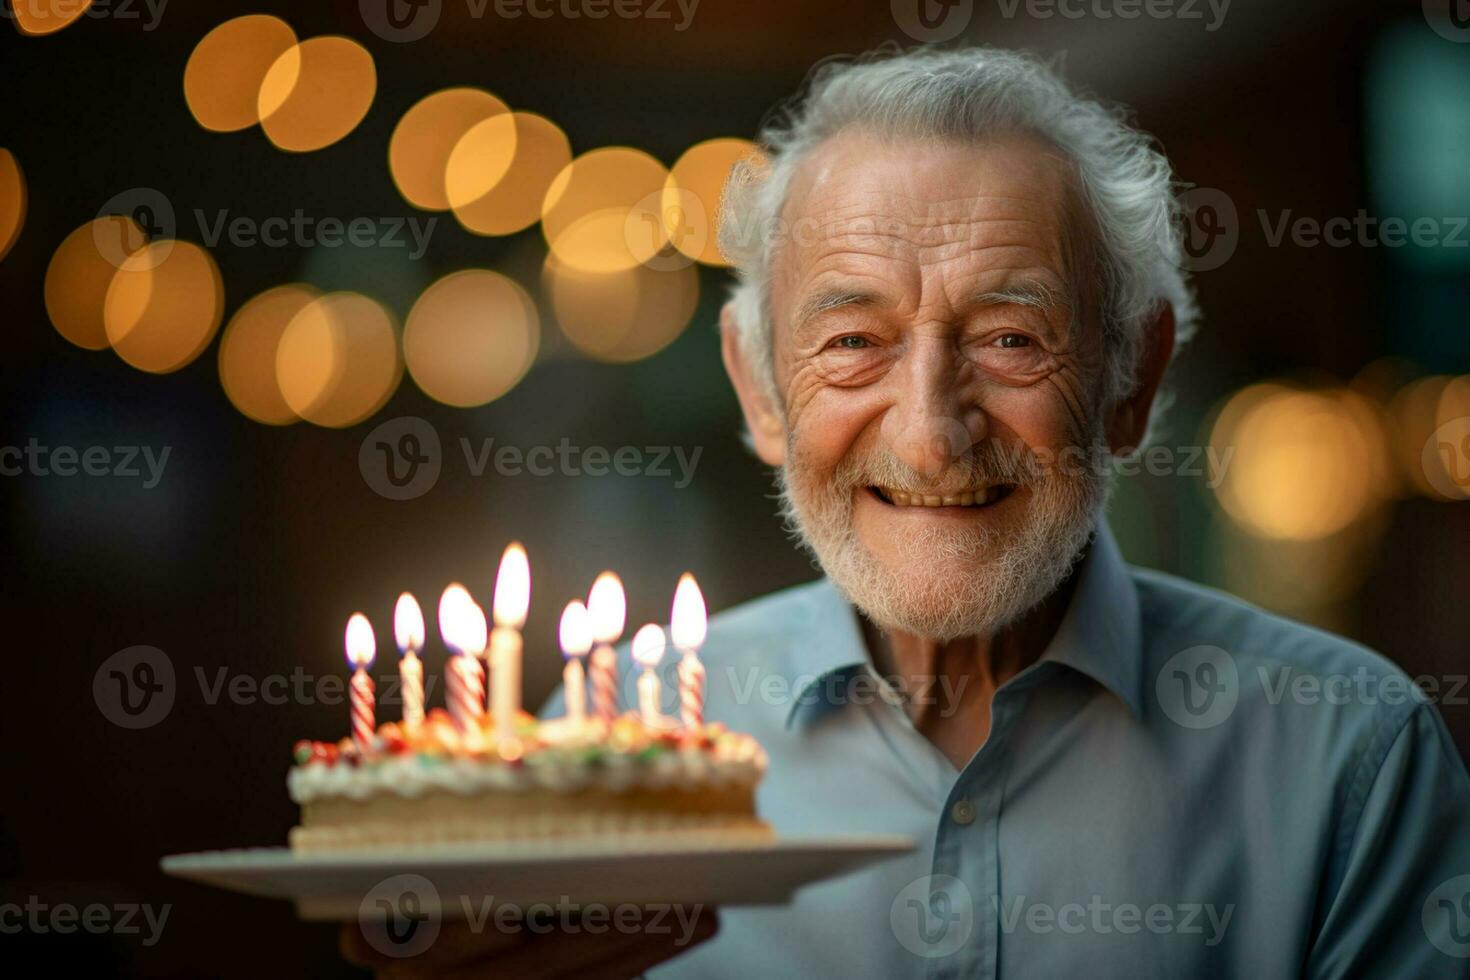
left=717, top=45, right=1198, bottom=440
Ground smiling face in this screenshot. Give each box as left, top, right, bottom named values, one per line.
left=724, top=129, right=1130, bottom=640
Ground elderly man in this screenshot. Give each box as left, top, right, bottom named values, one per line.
left=343, top=46, right=1470, bottom=979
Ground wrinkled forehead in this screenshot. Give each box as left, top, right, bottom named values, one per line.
left=772, top=128, right=1084, bottom=285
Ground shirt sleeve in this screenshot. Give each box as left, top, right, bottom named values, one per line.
left=1307, top=702, right=1470, bottom=978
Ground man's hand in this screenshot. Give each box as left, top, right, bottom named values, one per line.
left=338, top=906, right=718, bottom=980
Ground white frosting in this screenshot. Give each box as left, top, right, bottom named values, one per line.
left=288, top=742, right=767, bottom=804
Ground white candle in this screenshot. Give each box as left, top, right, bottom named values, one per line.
left=394, top=592, right=426, bottom=732
left=586, top=572, right=626, bottom=723
left=345, top=613, right=376, bottom=750
left=558, top=600, right=592, bottom=724
left=632, top=623, right=666, bottom=727
left=490, top=543, right=530, bottom=744
left=670, top=573, right=709, bottom=730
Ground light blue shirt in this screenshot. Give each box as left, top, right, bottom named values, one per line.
left=540, top=524, right=1470, bottom=978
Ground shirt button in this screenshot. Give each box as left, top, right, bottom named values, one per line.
left=950, top=799, right=976, bottom=825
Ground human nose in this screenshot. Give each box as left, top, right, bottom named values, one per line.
left=881, top=339, right=988, bottom=479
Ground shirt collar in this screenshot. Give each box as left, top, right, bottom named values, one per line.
left=1034, top=522, right=1144, bottom=717
left=779, top=522, right=1144, bottom=729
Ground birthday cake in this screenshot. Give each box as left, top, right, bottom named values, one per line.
left=286, top=713, right=769, bottom=853
left=286, top=548, right=770, bottom=853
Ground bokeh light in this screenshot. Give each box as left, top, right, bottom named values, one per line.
left=44, top=216, right=145, bottom=351
left=218, top=284, right=320, bottom=425
left=104, top=240, right=225, bottom=374
left=184, top=15, right=298, bottom=133
left=664, top=138, right=761, bottom=267
left=541, top=148, right=669, bottom=273
left=12, top=0, right=94, bottom=35
left=1388, top=375, right=1453, bottom=498
left=276, top=292, right=401, bottom=427
left=544, top=254, right=699, bottom=363
left=0, top=149, right=25, bottom=261
left=450, top=113, right=571, bottom=237
left=404, top=270, right=540, bottom=407
left=390, top=88, right=509, bottom=212
left=1427, top=375, right=1470, bottom=501
left=258, top=37, right=376, bottom=153
left=1210, top=384, right=1392, bottom=541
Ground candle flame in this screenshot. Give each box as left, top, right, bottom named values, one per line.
left=631, top=623, right=666, bottom=668
left=394, top=592, right=425, bottom=654
left=345, top=612, right=376, bottom=668
left=670, top=573, right=708, bottom=654
left=586, top=571, right=626, bottom=644
left=559, top=599, right=592, bottom=658
left=438, top=583, right=484, bottom=655
left=492, top=542, right=531, bottom=628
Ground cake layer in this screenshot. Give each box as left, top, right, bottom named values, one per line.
left=291, top=785, right=769, bottom=852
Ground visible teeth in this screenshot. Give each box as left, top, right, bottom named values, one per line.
left=876, top=486, right=1004, bottom=507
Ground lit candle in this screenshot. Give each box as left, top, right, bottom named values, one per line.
left=344, top=612, right=376, bottom=751
left=490, top=543, right=530, bottom=744
left=558, top=600, right=592, bottom=724
left=670, top=573, right=708, bottom=730
left=394, top=592, right=426, bottom=733
left=631, top=623, right=667, bottom=728
left=438, top=583, right=486, bottom=735
left=586, top=572, right=626, bottom=723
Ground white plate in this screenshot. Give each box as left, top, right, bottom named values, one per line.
left=160, top=835, right=915, bottom=920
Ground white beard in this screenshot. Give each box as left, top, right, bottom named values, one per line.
left=776, top=429, right=1112, bottom=641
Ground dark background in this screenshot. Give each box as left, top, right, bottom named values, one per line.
left=3, top=0, right=1468, bottom=975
